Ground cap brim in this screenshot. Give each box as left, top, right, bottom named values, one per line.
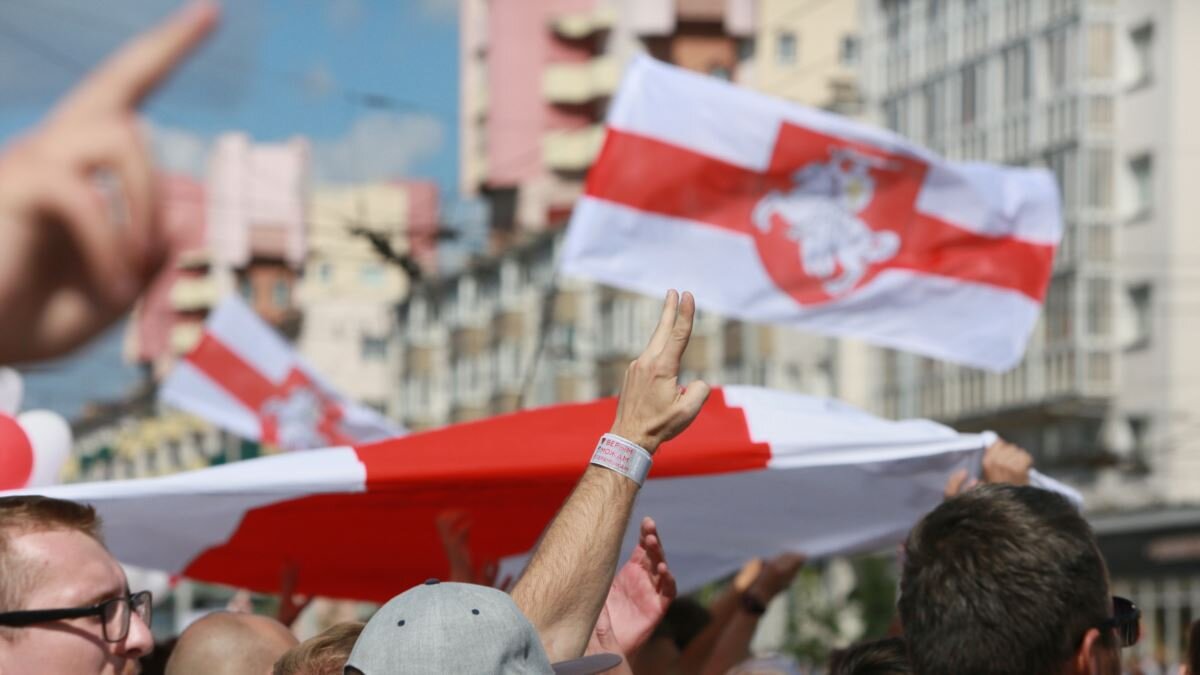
left=552, top=653, right=623, bottom=674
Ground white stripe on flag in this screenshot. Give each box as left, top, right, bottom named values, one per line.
left=160, top=360, right=261, bottom=441
left=15, top=447, right=365, bottom=571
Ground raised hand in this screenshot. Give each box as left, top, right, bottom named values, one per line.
left=744, top=552, right=806, bottom=605
left=602, top=517, right=677, bottom=657
left=0, top=1, right=218, bottom=363
left=609, top=290, right=711, bottom=453
left=981, top=438, right=1033, bottom=486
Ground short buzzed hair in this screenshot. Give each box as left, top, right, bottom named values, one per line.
left=273, top=621, right=364, bottom=675
left=899, top=485, right=1110, bottom=675
left=0, top=495, right=104, bottom=615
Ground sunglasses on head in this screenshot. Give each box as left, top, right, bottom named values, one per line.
left=1096, top=596, right=1140, bottom=648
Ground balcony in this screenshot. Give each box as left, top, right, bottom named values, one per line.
left=543, top=57, right=621, bottom=105
left=543, top=125, right=605, bottom=172
left=169, top=276, right=219, bottom=312
left=551, top=5, right=616, bottom=39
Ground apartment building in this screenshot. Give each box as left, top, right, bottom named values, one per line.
left=860, top=0, right=1200, bottom=664
left=298, top=181, right=439, bottom=410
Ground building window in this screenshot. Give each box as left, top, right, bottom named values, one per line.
left=1130, top=23, right=1154, bottom=88
left=736, top=38, right=755, bottom=63
left=1127, top=284, right=1152, bottom=349
left=361, top=334, right=388, bottom=361
left=272, top=279, right=290, bottom=308
left=1045, top=27, right=1070, bottom=88
left=1128, top=153, right=1153, bottom=218
left=1086, top=278, right=1111, bottom=337
left=927, top=0, right=942, bottom=23
left=922, top=82, right=941, bottom=144
left=961, top=62, right=982, bottom=125
left=1086, top=24, right=1114, bottom=79
left=1003, top=43, right=1031, bottom=105
left=777, top=32, right=797, bottom=65
left=1085, top=148, right=1113, bottom=208
left=1128, top=416, right=1150, bottom=460
left=360, top=263, right=385, bottom=287
left=840, top=35, right=859, bottom=65
left=707, top=64, right=732, bottom=81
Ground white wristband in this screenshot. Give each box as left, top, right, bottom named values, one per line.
left=591, top=434, right=653, bottom=486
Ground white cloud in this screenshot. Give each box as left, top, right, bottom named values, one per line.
left=419, top=0, right=459, bottom=22
left=147, top=124, right=212, bottom=178
left=311, top=112, right=446, bottom=184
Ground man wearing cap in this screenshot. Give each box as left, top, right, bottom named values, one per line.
left=345, top=290, right=709, bottom=674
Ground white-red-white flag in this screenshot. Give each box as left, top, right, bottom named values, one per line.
left=14, top=387, right=1076, bottom=600
left=561, top=57, right=1061, bottom=371
left=160, top=295, right=403, bottom=450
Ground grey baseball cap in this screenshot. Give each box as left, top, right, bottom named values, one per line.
left=344, top=580, right=622, bottom=675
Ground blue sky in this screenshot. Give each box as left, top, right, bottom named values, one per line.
left=0, top=0, right=460, bottom=417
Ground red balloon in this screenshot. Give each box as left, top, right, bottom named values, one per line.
left=0, top=413, right=33, bottom=490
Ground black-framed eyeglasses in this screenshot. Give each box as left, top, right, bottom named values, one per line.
left=0, top=590, right=152, bottom=643
left=1097, top=595, right=1140, bottom=648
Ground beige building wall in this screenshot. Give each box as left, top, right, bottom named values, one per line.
left=298, top=184, right=413, bottom=410
left=749, top=0, right=859, bottom=108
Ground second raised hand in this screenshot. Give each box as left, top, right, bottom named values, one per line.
left=609, top=290, right=712, bottom=454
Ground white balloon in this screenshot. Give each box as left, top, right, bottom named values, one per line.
left=18, top=410, right=72, bottom=488
left=0, top=368, right=23, bottom=415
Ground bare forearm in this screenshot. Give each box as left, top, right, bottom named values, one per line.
left=512, top=464, right=639, bottom=660
left=678, top=588, right=739, bottom=673
left=698, top=611, right=759, bottom=675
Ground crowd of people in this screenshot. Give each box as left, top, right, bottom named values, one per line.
left=0, top=2, right=1185, bottom=674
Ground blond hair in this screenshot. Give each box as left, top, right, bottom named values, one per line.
left=274, top=622, right=365, bottom=675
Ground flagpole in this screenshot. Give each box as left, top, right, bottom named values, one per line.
left=516, top=276, right=559, bottom=410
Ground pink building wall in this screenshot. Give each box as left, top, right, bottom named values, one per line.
left=484, top=0, right=598, bottom=187
left=207, top=132, right=309, bottom=269
left=130, top=174, right=206, bottom=365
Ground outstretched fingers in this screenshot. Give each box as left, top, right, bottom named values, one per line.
left=62, top=1, right=219, bottom=117
left=644, top=290, right=679, bottom=355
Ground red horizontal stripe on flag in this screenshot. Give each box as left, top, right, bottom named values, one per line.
left=182, top=389, right=770, bottom=600
left=586, top=128, right=1055, bottom=302
left=187, top=334, right=277, bottom=410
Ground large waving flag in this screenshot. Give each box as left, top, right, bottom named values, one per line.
left=561, top=57, right=1061, bottom=371
left=15, top=387, right=1076, bottom=600
left=160, top=295, right=403, bottom=450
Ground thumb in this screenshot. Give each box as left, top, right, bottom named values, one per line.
left=678, top=380, right=711, bottom=418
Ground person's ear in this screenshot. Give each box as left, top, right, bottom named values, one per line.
left=1073, top=628, right=1107, bottom=675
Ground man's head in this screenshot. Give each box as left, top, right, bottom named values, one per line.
left=828, top=637, right=911, bottom=675
left=274, top=622, right=363, bottom=675
left=166, top=612, right=297, bottom=675
left=899, top=484, right=1117, bottom=675
left=0, top=495, right=153, bottom=675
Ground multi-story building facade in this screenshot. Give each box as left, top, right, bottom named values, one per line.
left=208, top=132, right=310, bottom=334
left=401, top=1, right=870, bottom=430
left=127, top=133, right=311, bottom=374
left=861, top=0, right=1200, bottom=665
left=298, top=181, right=439, bottom=411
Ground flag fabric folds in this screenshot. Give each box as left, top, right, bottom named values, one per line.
left=561, top=57, right=1062, bottom=371
left=12, top=386, right=1077, bottom=600
left=159, top=295, right=403, bottom=450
